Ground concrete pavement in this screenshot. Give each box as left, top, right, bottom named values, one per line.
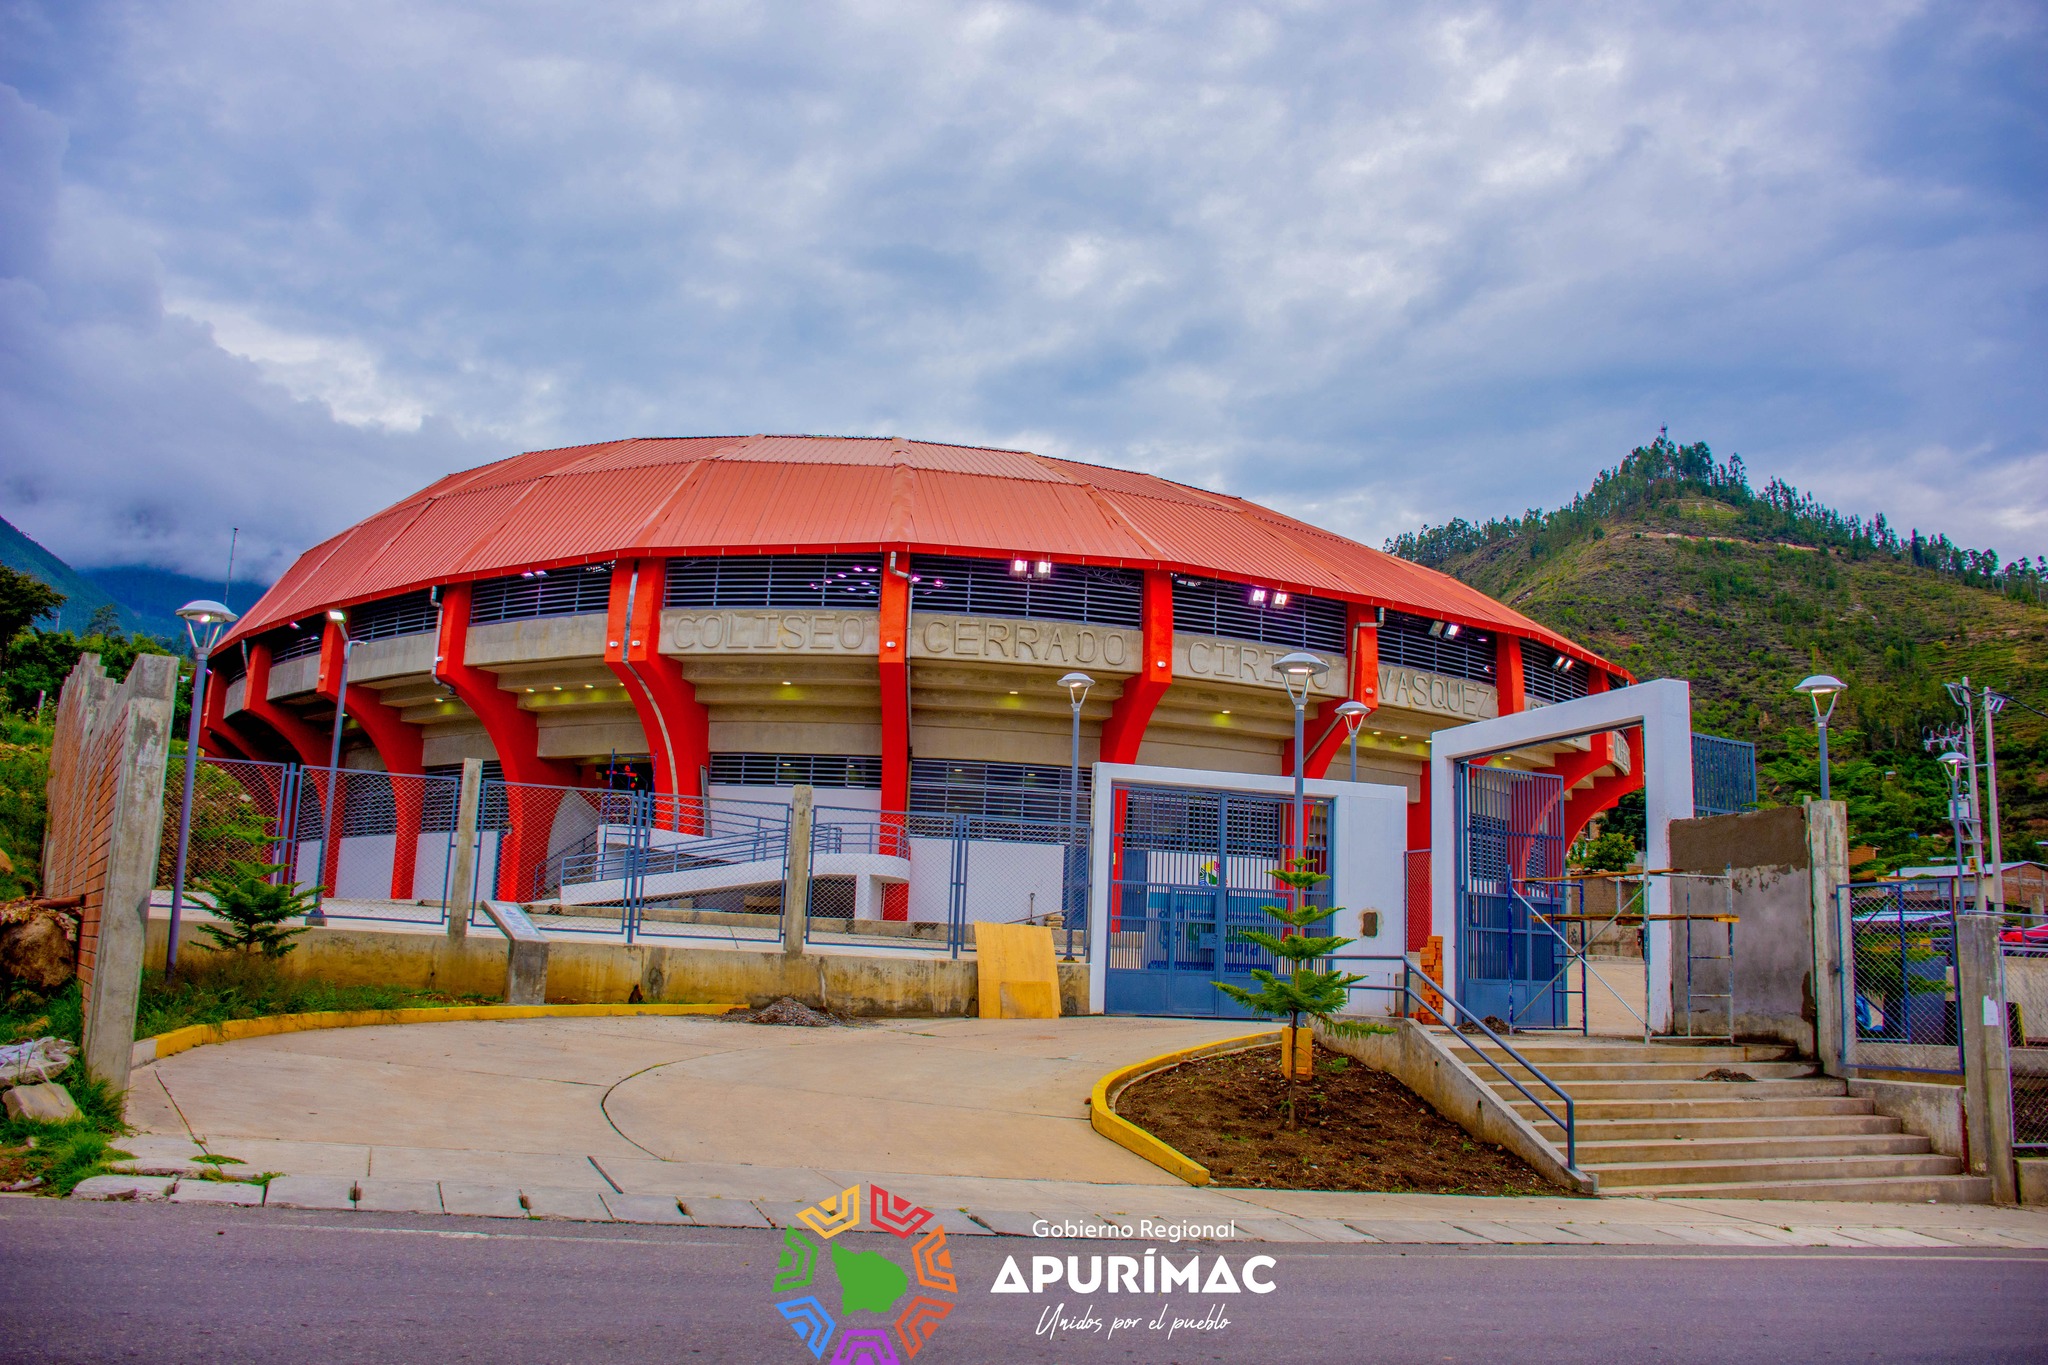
left=109, top=1013, right=2048, bottom=1250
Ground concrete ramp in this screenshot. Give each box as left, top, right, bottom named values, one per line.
left=556, top=850, right=909, bottom=909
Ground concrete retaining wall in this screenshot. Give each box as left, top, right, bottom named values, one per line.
left=1848, top=1077, right=1965, bottom=1159
left=1315, top=1019, right=1592, bottom=1195
left=2020, top=1159, right=2048, bottom=1207
left=144, top=920, right=1089, bottom=1018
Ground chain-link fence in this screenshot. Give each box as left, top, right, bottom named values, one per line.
left=158, top=757, right=296, bottom=888
left=2003, top=912, right=2048, bottom=1151
left=812, top=809, right=1088, bottom=956
left=1840, top=880, right=1965, bottom=1075
left=162, top=763, right=1095, bottom=952
left=161, top=758, right=460, bottom=927
left=511, top=784, right=793, bottom=942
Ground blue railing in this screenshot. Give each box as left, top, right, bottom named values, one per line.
left=1333, top=953, right=1579, bottom=1170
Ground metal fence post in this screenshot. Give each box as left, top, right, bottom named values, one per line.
left=783, top=784, right=813, bottom=957
left=949, top=814, right=970, bottom=959
left=446, top=758, right=483, bottom=940
left=1957, top=914, right=2018, bottom=1203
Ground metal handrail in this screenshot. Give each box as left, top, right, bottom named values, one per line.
left=1331, top=953, right=1579, bottom=1169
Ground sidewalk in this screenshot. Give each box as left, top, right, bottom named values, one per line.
left=98, top=1012, right=2048, bottom=1249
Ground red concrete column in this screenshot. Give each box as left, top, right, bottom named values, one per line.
left=242, top=643, right=329, bottom=766
left=198, top=669, right=256, bottom=760
left=1562, top=725, right=1644, bottom=847
left=1100, top=570, right=1173, bottom=764
left=878, top=554, right=912, bottom=919
left=1300, top=606, right=1381, bottom=779
left=1498, top=634, right=1526, bottom=715
left=605, top=560, right=710, bottom=833
left=1406, top=764, right=1432, bottom=948
left=319, top=619, right=426, bottom=898
left=434, top=583, right=581, bottom=899
left=243, top=642, right=337, bottom=889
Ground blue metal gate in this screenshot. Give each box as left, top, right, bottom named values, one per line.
left=1456, top=763, right=1569, bottom=1027
left=1106, top=784, right=1331, bottom=1017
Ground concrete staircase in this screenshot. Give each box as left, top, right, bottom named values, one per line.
left=1456, top=1035, right=1991, bottom=1203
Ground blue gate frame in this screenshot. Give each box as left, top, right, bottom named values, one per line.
left=1456, top=762, right=1569, bottom=1028
left=1105, top=784, right=1331, bottom=1017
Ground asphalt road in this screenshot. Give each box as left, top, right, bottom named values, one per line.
left=2, top=1200, right=2044, bottom=1364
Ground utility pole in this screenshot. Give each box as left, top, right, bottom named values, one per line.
left=1947, top=679, right=1988, bottom=913
left=1982, top=687, right=2007, bottom=912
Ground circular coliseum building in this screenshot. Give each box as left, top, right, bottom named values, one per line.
left=204, top=435, right=1636, bottom=955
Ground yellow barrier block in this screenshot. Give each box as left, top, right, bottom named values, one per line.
left=974, top=922, right=1061, bottom=1020
left=1088, top=1031, right=1276, bottom=1186
left=145, top=1002, right=745, bottom=1061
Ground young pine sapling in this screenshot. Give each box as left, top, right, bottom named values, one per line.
left=1214, top=856, right=1388, bottom=1128
left=191, top=861, right=315, bottom=960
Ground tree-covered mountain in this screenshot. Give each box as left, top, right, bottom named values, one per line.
left=1390, top=436, right=2048, bottom=875
left=0, top=514, right=268, bottom=640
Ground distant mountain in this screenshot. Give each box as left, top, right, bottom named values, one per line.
left=1389, top=436, right=2048, bottom=872
left=82, top=565, right=272, bottom=641
left=0, top=514, right=135, bottom=634
left=0, top=514, right=269, bottom=642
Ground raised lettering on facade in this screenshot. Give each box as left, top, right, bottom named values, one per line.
left=663, top=610, right=878, bottom=654
left=914, top=615, right=1134, bottom=669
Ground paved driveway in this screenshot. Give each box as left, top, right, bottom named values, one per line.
left=125, top=1014, right=1260, bottom=1194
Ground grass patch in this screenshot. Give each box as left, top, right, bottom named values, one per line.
left=1, top=1065, right=132, bottom=1194
left=3, top=978, right=84, bottom=1046
left=135, top=954, right=495, bottom=1037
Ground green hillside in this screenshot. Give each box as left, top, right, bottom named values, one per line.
left=0, top=515, right=134, bottom=635
left=1391, top=437, right=2048, bottom=876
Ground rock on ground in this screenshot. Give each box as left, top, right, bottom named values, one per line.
left=0, top=908, right=77, bottom=991
left=3, top=1081, right=81, bottom=1122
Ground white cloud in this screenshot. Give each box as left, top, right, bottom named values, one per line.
left=0, top=0, right=2041, bottom=579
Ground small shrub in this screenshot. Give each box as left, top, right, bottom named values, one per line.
left=190, top=861, right=315, bottom=958
left=1571, top=831, right=1638, bottom=874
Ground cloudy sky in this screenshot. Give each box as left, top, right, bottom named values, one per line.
left=1, top=1, right=2042, bottom=583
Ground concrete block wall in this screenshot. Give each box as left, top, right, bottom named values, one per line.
left=1669, top=804, right=1819, bottom=1055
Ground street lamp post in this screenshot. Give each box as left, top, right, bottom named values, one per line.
left=1334, top=700, right=1371, bottom=783
left=310, top=608, right=353, bottom=926
left=1272, top=652, right=1330, bottom=867
left=167, top=599, right=238, bottom=978
left=1057, top=672, right=1095, bottom=828
left=1794, top=673, right=1847, bottom=801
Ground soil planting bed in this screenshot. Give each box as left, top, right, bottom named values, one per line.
left=1116, top=1044, right=1560, bottom=1195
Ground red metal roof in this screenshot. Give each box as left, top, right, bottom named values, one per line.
left=226, top=435, right=1616, bottom=669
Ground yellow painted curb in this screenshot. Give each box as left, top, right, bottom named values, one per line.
left=143, top=1002, right=746, bottom=1061
left=1088, top=1030, right=1278, bottom=1186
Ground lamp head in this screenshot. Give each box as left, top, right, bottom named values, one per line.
left=176, top=599, right=237, bottom=654
left=1272, top=651, right=1328, bottom=704
left=177, top=599, right=235, bottom=626
left=1335, top=699, right=1371, bottom=735
left=1057, top=671, right=1095, bottom=705
left=1794, top=672, right=1846, bottom=723
left=1939, top=749, right=1966, bottom=784
left=327, top=608, right=347, bottom=622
